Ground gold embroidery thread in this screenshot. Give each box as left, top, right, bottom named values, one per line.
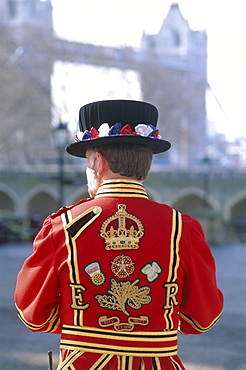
left=95, top=278, right=151, bottom=316
left=100, top=204, right=144, bottom=250
left=111, top=254, right=135, bottom=278
left=98, top=315, right=149, bottom=331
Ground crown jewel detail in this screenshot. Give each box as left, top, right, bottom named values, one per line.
left=100, top=204, right=144, bottom=250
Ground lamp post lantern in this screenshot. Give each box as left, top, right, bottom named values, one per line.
left=53, top=122, right=68, bottom=209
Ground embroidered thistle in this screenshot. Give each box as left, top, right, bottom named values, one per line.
left=95, top=278, right=151, bottom=316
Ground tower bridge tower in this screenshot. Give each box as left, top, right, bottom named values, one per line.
left=0, top=0, right=52, bottom=31
left=141, top=3, right=207, bottom=167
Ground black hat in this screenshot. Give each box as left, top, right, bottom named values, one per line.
left=66, top=99, right=171, bottom=158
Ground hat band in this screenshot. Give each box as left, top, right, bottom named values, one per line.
left=75, top=122, right=161, bottom=142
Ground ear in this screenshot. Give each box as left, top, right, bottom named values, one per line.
left=95, top=151, right=109, bottom=176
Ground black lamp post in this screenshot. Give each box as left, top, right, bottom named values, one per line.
left=53, top=122, right=68, bottom=209
left=202, top=156, right=211, bottom=208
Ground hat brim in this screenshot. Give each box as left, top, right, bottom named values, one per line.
left=66, top=135, right=171, bottom=158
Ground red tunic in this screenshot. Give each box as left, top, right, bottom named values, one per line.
left=15, top=179, right=223, bottom=369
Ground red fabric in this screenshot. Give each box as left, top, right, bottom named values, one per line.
left=60, top=350, right=185, bottom=369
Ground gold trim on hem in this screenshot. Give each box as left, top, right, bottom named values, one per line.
left=62, top=325, right=178, bottom=342
left=60, top=340, right=178, bottom=358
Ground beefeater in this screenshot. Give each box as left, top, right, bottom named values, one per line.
left=15, top=99, right=223, bottom=369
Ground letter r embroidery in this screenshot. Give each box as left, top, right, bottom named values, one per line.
left=163, top=282, right=179, bottom=309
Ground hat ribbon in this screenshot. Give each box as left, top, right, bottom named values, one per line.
left=75, top=122, right=161, bottom=142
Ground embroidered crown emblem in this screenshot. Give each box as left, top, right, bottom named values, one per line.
left=100, top=204, right=144, bottom=250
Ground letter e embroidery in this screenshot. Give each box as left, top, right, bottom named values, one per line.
left=69, top=283, right=90, bottom=310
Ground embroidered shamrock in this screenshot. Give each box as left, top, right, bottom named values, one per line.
left=141, top=261, right=163, bottom=282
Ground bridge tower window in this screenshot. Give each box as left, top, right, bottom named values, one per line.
left=8, top=0, right=17, bottom=18
left=172, top=30, right=181, bottom=47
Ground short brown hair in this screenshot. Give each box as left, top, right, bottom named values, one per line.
left=88, top=144, right=153, bottom=180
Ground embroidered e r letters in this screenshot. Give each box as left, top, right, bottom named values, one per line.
left=163, top=210, right=182, bottom=329
left=163, top=282, right=179, bottom=309
left=69, top=283, right=90, bottom=310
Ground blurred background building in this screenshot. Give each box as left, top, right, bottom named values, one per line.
left=0, top=0, right=246, bottom=244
